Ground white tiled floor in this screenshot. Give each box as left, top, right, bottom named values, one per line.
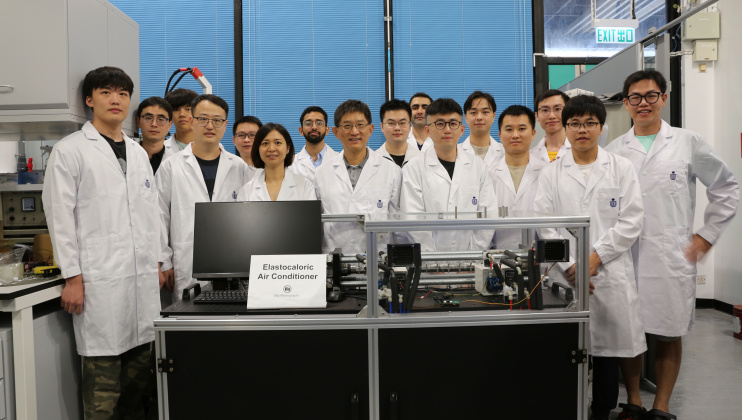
left=609, top=309, right=742, bottom=419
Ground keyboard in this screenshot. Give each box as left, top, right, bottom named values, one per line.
left=193, top=290, right=247, bottom=304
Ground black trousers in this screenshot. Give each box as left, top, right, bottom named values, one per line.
left=591, top=356, right=620, bottom=418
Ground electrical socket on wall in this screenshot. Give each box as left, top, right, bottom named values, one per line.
left=697, top=274, right=707, bottom=284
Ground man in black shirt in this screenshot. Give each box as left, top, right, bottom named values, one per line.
left=375, top=99, right=420, bottom=167
left=136, top=97, right=174, bottom=174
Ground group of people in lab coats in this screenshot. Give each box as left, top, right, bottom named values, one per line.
left=42, top=66, right=738, bottom=420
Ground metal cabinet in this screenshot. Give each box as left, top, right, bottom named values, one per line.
left=0, top=0, right=139, bottom=139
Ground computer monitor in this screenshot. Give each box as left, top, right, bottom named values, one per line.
left=192, top=200, right=323, bottom=279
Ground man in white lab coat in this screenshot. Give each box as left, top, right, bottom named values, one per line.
left=163, top=88, right=198, bottom=152
left=489, top=105, right=546, bottom=249
left=459, top=91, right=504, bottom=171
left=290, top=106, right=338, bottom=184
left=535, top=95, right=646, bottom=420
left=401, top=98, right=497, bottom=251
left=136, top=96, right=176, bottom=174
left=408, top=92, right=434, bottom=152
left=530, top=89, right=571, bottom=165
left=43, top=66, right=161, bottom=418
left=314, top=100, right=402, bottom=254
left=157, top=94, right=251, bottom=301
left=232, top=115, right=263, bottom=180
left=606, top=70, right=739, bottom=420
left=376, top=99, right=420, bottom=167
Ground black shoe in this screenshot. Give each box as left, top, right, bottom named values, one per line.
left=617, top=403, right=647, bottom=420
left=645, top=408, right=677, bottom=420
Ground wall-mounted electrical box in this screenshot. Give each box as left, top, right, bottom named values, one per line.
left=693, top=40, right=718, bottom=61
left=682, top=11, right=720, bottom=41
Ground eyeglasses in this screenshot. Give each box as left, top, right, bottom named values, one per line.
left=234, top=132, right=256, bottom=140
left=338, top=123, right=368, bottom=132
left=140, top=114, right=170, bottom=126
left=626, top=91, right=662, bottom=106
left=384, top=120, right=409, bottom=128
left=537, top=106, right=564, bottom=115
left=303, top=120, right=326, bottom=128
left=566, top=121, right=601, bottom=131
left=194, top=116, right=227, bottom=128
left=429, top=120, right=462, bottom=130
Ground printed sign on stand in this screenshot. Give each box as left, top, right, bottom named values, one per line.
left=247, top=254, right=327, bottom=309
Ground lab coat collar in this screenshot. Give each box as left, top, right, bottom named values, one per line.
left=331, top=147, right=379, bottom=192
left=492, top=156, right=544, bottom=200
left=622, top=119, right=673, bottom=160
left=561, top=147, right=608, bottom=194
left=181, top=142, right=228, bottom=201
left=250, top=170, right=298, bottom=201
left=82, top=121, right=130, bottom=176
left=425, top=146, right=473, bottom=198
left=460, top=135, right=503, bottom=167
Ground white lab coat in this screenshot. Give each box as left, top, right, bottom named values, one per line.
left=489, top=157, right=547, bottom=249
left=157, top=144, right=251, bottom=300
left=42, top=122, right=160, bottom=357
left=407, top=131, right=433, bottom=153
left=375, top=142, right=421, bottom=167
left=289, top=144, right=339, bottom=184
left=238, top=169, right=317, bottom=201
left=529, top=136, right=571, bottom=165
left=401, top=146, right=498, bottom=251
left=247, top=164, right=262, bottom=181
left=606, top=120, right=739, bottom=336
left=164, top=135, right=185, bottom=153
left=534, top=148, right=646, bottom=358
left=314, top=148, right=402, bottom=254
left=458, top=136, right=505, bottom=172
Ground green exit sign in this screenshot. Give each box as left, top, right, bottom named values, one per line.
left=595, top=27, right=636, bottom=44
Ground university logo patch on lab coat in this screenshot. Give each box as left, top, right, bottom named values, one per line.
left=145, top=179, right=150, bottom=188
left=472, top=196, right=478, bottom=205
left=610, top=198, right=617, bottom=208
left=232, top=191, right=237, bottom=199
left=670, top=171, right=677, bottom=180
left=377, top=200, right=383, bottom=208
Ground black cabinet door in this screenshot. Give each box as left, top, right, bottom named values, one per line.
left=378, top=323, right=580, bottom=419
left=164, top=329, right=369, bottom=420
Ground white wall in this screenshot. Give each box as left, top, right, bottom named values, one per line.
left=683, top=0, right=742, bottom=304
left=711, top=0, right=742, bottom=305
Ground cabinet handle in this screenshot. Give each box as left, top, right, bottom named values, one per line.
left=0, top=85, right=14, bottom=93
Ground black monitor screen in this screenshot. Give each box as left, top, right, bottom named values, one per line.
left=192, top=200, right=323, bottom=279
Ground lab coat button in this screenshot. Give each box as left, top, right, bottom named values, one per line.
left=452, top=240, right=457, bottom=245
left=642, top=172, right=647, bottom=176
left=642, top=193, right=647, bottom=197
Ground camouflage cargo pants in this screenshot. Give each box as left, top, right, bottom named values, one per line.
left=81, top=342, right=157, bottom=420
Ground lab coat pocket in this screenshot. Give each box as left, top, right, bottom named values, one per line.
left=462, top=187, right=480, bottom=211
left=659, top=161, right=688, bottom=193
left=83, top=235, right=124, bottom=282
left=597, top=187, right=620, bottom=220
left=663, top=226, right=693, bottom=274
left=367, top=189, right=389, bottom=212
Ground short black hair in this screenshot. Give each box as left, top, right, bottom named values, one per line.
left=463, top=91, right=496, bottom=114
left=379, top=99, right=412, bottom=121
left=136, top=96, right=173, bottom=120
left=561, top=95, right=606, bottom=126
left=164, top=88, right=198, bottom=111
left=299, top=106, right=328, bottom=126
left=334, top=100, right=372, bottom=127
left=410, top=92, right=433, bottom=103
left=251, top=123, right=296, bottom=169
left=623, top=70, right=667, bottom=97
left=534, top=89, right=570, bottom=111
left=425, top=98, right=463, bottom=120
left=232, top=115, right=263, bottom=136
left=498, top=105, right=535, bottom=130
left=191, top=94, right=229, bottom=118
left=81, top=66, right=134, bottom=105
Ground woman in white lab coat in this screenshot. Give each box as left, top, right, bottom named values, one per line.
left=535, top=147, right=647, bottom=359
left=157, top=142, right=251, bottom=300
left=237, top=123, right=316, bottom=201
